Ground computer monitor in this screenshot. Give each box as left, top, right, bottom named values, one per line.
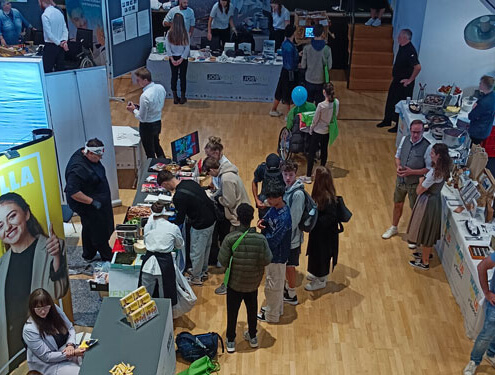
left=305, top=27, right=315, bottom=38
left=171, top=131, right=200, bottom=164
left=76, top=28, right=93, bottom=49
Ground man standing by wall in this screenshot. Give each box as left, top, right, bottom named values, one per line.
left=163, top=0, right=195, bottom=36
left=376, top=29, right=421, bottom=133
left=39, top=0, right=69, bottom=73
left=469, top=75, right=495, bottom=145
left=126, top=67, right=166, bottom=159
left=381, top=120, right=431, bottom=244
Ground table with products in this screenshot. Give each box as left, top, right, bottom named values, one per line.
left=79, top=298, right=176, bottom=375
left=436, top=185, right=495, bottom=339
left=147, top=51, right=282, bottom=102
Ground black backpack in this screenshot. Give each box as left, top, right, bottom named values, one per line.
left=176, top=332, right=224, bottom=363
left=287, top=186, right=319, bottom=233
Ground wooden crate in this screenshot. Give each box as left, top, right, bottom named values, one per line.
left=294, top=10, right=330, bottom=45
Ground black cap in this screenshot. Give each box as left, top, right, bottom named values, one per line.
left=266, top=153, right=281, bottom=170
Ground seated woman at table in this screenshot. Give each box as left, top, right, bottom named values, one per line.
left=407, top=143, right=452, bottom=270
left=165, top=13, right=190, bottom=105
left=22, top=288, right=84, bottom=375
left=207, top=0, right=236, bottom=49
left=138, top=202, right=183, bottom=304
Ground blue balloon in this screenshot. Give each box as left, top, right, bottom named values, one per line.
left=291, top=86, right=307, bottom=106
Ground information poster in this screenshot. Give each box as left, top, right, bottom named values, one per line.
left=112, top=17, right=125, bottom=45
left=66, top=0, right=107, bottom=66
left=121, top=0, right=138, bottom=16
left=0, top=135, right=69, bottom=375
left=124, top=13, right=138, bottom=40
left=137, top=9, right=150, bottom=36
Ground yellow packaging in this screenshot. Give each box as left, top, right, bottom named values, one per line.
left=134, top=286, right=147, bottom=298
left=135, top=293, right=151, bottom=307
left=123, top=300, right=140, bottom=315
left=143, top=300, right=159, bottom=320
left=119, top=293, right=135, bottom=308
left=129, top=307, right=147, bottom=329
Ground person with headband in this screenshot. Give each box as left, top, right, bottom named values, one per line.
left=64, top=138, right=114, bottom=262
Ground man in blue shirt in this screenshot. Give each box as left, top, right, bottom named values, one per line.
left=256, top=179, right=292, bottom=323
left=464, top=252, right=495, bottom=374
left=0, top=1, right=33, bottom=46
left=163, top=0, right=195, bottom=37
left=270, top=24, right=299, bottom=117
left=469, top=75, right=495, bottom=145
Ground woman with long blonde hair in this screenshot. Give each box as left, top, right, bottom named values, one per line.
left=165, top=13, right=190, bottom=104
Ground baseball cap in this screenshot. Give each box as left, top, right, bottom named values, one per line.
left=266, top=153, right=281, bottom=170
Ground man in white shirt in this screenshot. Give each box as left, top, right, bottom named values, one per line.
left=381, top=120, right=432, bottom=245
left=163, top=0, right=195, bottom=36
left=39, top=0, right=68, bottom=73
left=126, top=67, right=166, bottom=159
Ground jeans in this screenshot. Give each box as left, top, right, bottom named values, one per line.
left=306, top=132, right=329, bottom=177
left=169, top=57, right=188, bottom=95
left=189, top=223, right=215, bottom=279
left=139, top=120, right=165, bottom=159
left=226, top=287, right=258, bottom=342
left=471, top=303, right=495, bottom=365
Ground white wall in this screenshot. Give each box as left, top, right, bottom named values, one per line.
left=417, top=0, right=495, bottom=97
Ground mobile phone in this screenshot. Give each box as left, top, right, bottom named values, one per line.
left=84, top=339, right=99, bottom=348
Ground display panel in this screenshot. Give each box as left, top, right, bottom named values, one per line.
left=305, top=27, right=315, bottom=38
left=171, top=131, right=200, bottom=163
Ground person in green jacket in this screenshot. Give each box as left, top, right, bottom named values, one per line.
left=218, top=203, right=272, bottom=354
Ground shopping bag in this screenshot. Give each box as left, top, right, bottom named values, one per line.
left=223, top=230, right=250, bottom=287
left=328, top=101, right=338, bottom=146
left=173, top=260, right=197, bottom=319
left=323, top=46, right=330, bottom=83
left=177, top=355, right=220, bottom=375
left=298, top=111, right=315, bottom=132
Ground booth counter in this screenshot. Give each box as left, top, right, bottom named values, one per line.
left=147, top=52, right=283, bottom=102
left=79, top=298, right=176, bottom=375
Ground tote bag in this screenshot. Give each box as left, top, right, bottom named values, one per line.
left=328, top=101, right=339, bottom=146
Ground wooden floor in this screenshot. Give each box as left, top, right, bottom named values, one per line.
left=13, top=76, right=492, bottom=374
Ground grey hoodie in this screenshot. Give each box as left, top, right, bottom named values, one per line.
left=217, top=162, right=250, bottom=226
left=283, top=179, right=305, bottom=248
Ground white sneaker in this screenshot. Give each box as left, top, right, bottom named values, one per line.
left=485, top=353, right=495, bottom=367
left=300, top=176, right=312, bottom=184
left=306, top=272, right=316, bottom=281
left=372, top=18, right=382, bottom=27
left=304, top=278, right=326, bottom=291
left=463, top=360, right=478, bottom=375
left=269, top=110, right=282, bottom=117
left=365, top=17, right=374, bottom=26
left=408, top=243, right=417, bottom=249
left=382, top=226, right=398, bottom=239
left=226, top=340, right=236, bottom=353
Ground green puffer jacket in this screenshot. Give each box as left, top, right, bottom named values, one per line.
left=218, top=226, right=273, bottom=293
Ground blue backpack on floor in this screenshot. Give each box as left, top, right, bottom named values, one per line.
left=176, top=332, right=224, bottom=363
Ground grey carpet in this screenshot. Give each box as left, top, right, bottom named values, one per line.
left=66, top=236, right=100, bottom=276
left=70, top=278, right=102, bottom=327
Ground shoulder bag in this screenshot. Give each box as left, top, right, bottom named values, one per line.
left=223, top=230, right=250, bottom=287
left=328, top=100, right=339, bottom=146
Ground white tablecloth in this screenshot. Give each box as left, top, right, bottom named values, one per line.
left=438, top=185, right=495, bottom=339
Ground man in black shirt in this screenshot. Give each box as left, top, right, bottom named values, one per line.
left=158, top=171, right=216, bottom=286
left=377, top=29, right=421, bottom=133
left=65, top=138, right=114, bottom=261
left=252, top=153, right=284, bottom=219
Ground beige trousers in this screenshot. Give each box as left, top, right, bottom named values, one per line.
left=264, top=263, right=286, bottom=323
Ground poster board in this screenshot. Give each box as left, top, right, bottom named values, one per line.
left=0, top=135, right=70, bottom=375
left=105, top=0, right=153, bottom=78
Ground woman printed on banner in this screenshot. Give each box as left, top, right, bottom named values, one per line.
left=0, top=192, right=68, bottom=373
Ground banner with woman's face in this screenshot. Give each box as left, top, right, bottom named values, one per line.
left=0, top=135, right=69, bottom=374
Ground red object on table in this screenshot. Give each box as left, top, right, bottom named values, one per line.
left=112, top=238, right=125, bottom=253
left=481, top=124, right=495, bottom=158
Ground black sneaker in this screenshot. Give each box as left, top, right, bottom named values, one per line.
left=283, top=294, right=299, bottom=306
left=412, top=252, right=433, bottom=260
left=201, top=272, right=209, bottom=282
left=409, top=259, right=429, bottom=270
left=387, top=125, right=398, bottom=133
left=376, top=121, right=391, bottom=128
left=257, top=311, right=267, bottom=322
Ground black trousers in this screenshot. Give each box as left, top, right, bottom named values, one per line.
left=383, top=79, right=414, bottom=124
left=270, top=28, right=285, bottom=51
left=212, top=27, right=231, bottom=48
left=43, top=42, right=65, bottom=73
left=305, top=81, right=325, bottom=105
left=79, top=206, right=114, bottom=261
left=208, top=216, right=232, bottom=265
left=226, top=287, right=258, bottom=341
left=139, top=120, right=165, bottom=159
left=306, top=132, right=329, bottom=177
left=169, top=57, right=188, bottom=95
left=470, top=136, right=484, bottom=145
